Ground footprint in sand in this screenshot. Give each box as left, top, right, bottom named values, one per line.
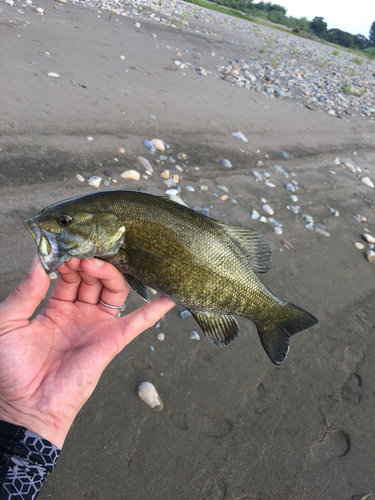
left=311, top=428, right=350, bottom=461
left=343, top=345, right=364, bottom=373
left=340, top=372, right=362, bottom=404
left=169, top=410, right=233, bottom=437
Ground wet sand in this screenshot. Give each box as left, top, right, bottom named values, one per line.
left=1, top=1, right=375, bottom=498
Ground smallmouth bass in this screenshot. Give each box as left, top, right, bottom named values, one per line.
left=24, top=190, right=318, bottom=364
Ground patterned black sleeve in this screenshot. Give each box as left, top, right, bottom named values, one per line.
left=0, top=420, right=61, bottom=500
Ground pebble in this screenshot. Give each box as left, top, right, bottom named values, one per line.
left=334, top=158, right=340, bottom=165
left=251, top=209, right=260, bottom=219
left=120, top=170, right=140, bottom=180
left=161, top=170, right=170, bottom=179
left=151, top=138, right=165, bottom=151
left=186, top=185, right=195, bottom=192
left=138, top=382, right=163, bottom=410
left=179, top=309, right=191, bottom=319
left=221, top=159, right=232, bottom=168
left=366, top=250, right=375, bottom=263
left=274, top=165, right=289, bottom=178
left=262, top=204, right=274, bottom=215
left=329, top=207, right=339, bottom=217
left=138, top=156, right=153, bottom=172
left=290, top=195, right=298, bottom=202
left=156, top=333, right=165, bottom=341
left=142, top=140, right=156, bottom=154
left=47, top=72, right=59, bottom=78
left=354, top=242, right=365, bottom=250
left=198, top=185, right=208, bottom=191
left=165, top=188, right=179, bottom=196
left=362, top=234, right=375, bottom=244
left=220, top=195, right=228, bottom=201
left=76, top=174, right=85, bottom=182
left=231, top=131, right=248, bottom=143
left=315, top=227, right=330, bottom=237
left=88, top=176, right=102, bottom=187
left=86, top=136, right=93, bottom=141
left=49, top=271, right=58, bottom=280
left=103, top=180, right=110, bottom=186
left=344, top=162, right=356, bottom=173
left=118, top=147, right=125, bottom=154
left=134, top=22, right=140, bottom=28
left=190, top=331, right=200, bottom=340
left=260, top=216, right=267, bottom=223
left=361, top=177, right=374, bottom=188
left=284, top=183, right=295, bottom=192
left=228, top=197, right=237, bottom=204
left=216, top=185, right=228, bottom=192
left=280, top=151, right=289, bottom=159
left=273, top=227, right=283, bottom=235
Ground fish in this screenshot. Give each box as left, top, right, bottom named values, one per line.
left=24, top=190, right=318, bottom=365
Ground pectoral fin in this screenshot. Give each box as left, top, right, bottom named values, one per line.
left=191, top=311, right=240, bottom=346
left=124, top=274, right=150, bottom=302
left=215, top=223, right=273, bottom=273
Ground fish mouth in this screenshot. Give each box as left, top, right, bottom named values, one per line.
left=24, top=218, right=70, bottom=272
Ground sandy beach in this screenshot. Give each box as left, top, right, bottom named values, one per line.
left=1, top=0, right=375, bottom=498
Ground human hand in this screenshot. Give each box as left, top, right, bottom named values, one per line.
left=0, top=255, right=175, bottom=448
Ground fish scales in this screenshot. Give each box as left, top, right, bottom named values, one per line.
left=24, top=190, right=318, bottom=365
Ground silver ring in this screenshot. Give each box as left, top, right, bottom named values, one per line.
left=100, top=299, right=126, bottom=311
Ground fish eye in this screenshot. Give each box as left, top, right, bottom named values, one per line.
left=57, top=215, right=73, bottom=226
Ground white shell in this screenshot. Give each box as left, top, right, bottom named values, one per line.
left=361, top=177, right=374, bottom=188
left=138, top=382, right=163, bottom=410
left=362, top=234, right=375, bottom=244
left=121, top=170, right=140, bottom=180
left=47, top=72, right=59, bottom=78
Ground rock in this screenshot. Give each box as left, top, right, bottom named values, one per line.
left=366, top=250, right=375, bottom=263
left=198, top=185, right=208, bottom=191
left=362, top=234, right=375, bottom=244
left=221, top=159, right=232, bottom=168
left=231, top=131, right=248, bottom=143
left=273, top=226, right=283, bottom=235
left=251, top=209, right=260, bottom=219
left=274, top=165, right=289, bottom=178
left=151, top=138, right=165, bottom=151
left=216, top=185, right=228, bottom=192
left=334, top=157, right=340, bottom=165
left=156, top=333, right=165, bottom=341
left=290, top=195, right=298, bottom=202
left=220, top=195, right=228, bottom=201
left=361, top=177, right=374, bottom=188
left=137, top=156, right=153, bottom=172
left=86, top=136, right=93, bottom=141
left=344, top=162, right=356, bottom=173
left=4, top=0, right=15, bottom=5
left=49, top=272, right=58, bottom=280
left=190, top=331, right=200, bottom=340
left=161, top=170, right=170, bottom=179
left=315, top=227, right=330, bottom=237
left=138, top=382, right=163, bottom=410
left=142, top=140, right=156, bottom=154
left=284, top=183, right=295, bottom=192
left=47, top=72, right=59, bottom=78
left=88, top=176, right=102, bottom=188
left=186, top=185, right=195, bottom=192
left=134, top=22, right=141, bottom=28
left=260, top=216, right=267, bottom=223
left=121, top=170, right=140, bottom=180
left=327, top=109, right=336, bottom=116
left=179, top=309, right=191, bottom=319
left=35, top=7, right=44, bottom=13
left=76, top=174, right=85, bottom=182
left=354, top=242, right=365, bottom=250
left=329, top=207, right=339, bottom=216
left=262, top=204, right=274, bottom=215
left=177, top=153, right=187, bottom=160
left=280, top=151, right=290, bottom=159
left=118, top=147, right=125, bottom=154
left=103, top=180, right=110, bottom=186
left=172, top=174, right=180, bottom=184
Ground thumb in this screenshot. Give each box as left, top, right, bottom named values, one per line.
left=0, top=254, right=51, bottom=325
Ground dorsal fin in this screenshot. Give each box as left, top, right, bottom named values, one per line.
left=215, top=223, right=273, bottom=273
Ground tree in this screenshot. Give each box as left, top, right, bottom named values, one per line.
left=310, top=16, right=328, bottom=37
left=369, top=21, right=375, bottom=46
left=354, top=34, right=369, bottom=50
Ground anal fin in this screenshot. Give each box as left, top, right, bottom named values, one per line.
left=124, top=274, right=150, bottom=302
left=191, top=312, right=240, bottom=346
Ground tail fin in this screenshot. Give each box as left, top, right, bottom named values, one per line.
left=255, top=301, right=318, bottom=365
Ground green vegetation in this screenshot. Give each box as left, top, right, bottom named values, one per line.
left=332, top=49, right=340, bottom=56
left=184, top=0, right=375, bottom=56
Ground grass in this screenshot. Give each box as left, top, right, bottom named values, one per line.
left=183, top=0, right=256, bottom=22
left=332, top=49, right=340, bottom=56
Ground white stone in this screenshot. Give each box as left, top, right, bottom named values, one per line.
left=49, top=271, right=58, bottom=280
left=315, top=227, right=330, bottom=237
left=5, top=0, right=15, bottom=6
left=88, top=176, right=102, bottom=188
left=366, top=250, right=375, bottom=263
left=86, top=136, right=93, bottom=141
left=76, top=174, right=85, bottom=182
left=35, top=6, right=44, bottom=13
left=138, top=381, right=163, bottom=410
left=262, top=204, right=274, bottom=215
left=344, top=162, right=356, bottom=173
left=362, top=233, right=375, bottom=244
left=361, top=177, right=374, bottom=188
left=273, top=226, right=283, bottom=235
left=354, top=242, right=365, bottom=250
left=47, top=72, right=59, bottom=78
left=121, top=170, right=140, bottom=180
left=156, top=333, right=165, bottom=341
left=190, top=331, right=200, bottom=340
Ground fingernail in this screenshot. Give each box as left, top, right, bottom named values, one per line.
left=87, top=258, right=104, bottom=267
left=29, top=254, right=40, bottom=274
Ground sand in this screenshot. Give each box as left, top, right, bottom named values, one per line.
left=1, top=1, right=375, bottom=498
